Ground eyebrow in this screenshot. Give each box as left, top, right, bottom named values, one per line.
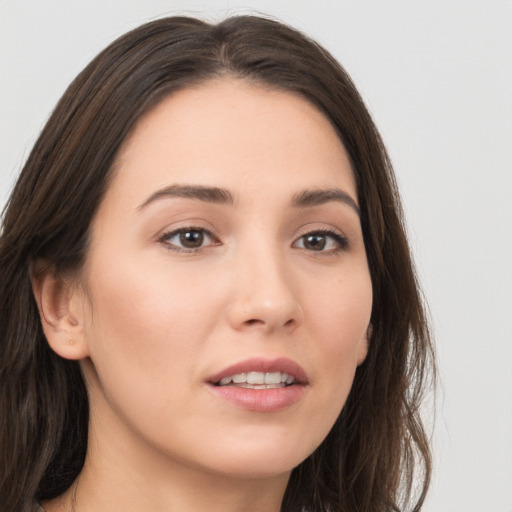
left=138, top=184, right=235, bottom=210
left=138, top=184, right=359, bottom=216
left=291, top=188, right=360, bottom=216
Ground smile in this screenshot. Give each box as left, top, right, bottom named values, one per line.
left=207, top=358, right=308, bottom=412
left=216, top=371, right=296, bottom=388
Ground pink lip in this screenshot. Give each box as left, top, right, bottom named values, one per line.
left=206, top=357, right=308, bottom=413
left=207, top=357, right=309, bottom=385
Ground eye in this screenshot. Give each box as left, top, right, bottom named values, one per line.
left=293, top=230, right=348, bottom=252
left=159, top=227, right=219, bottom=252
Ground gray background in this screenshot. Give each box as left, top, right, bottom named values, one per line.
left=1, top=1, right=511, bottom=510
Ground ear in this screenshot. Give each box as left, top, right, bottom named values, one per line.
left=357, top=324, right=372, bottom=366
left=31, top=261, right=90, bottom=360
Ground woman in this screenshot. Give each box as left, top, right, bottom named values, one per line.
left=0, top=15, right=434, bottom=512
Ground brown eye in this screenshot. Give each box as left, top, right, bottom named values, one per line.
left=179, top=229, right=204, bottom=248
left=303, top=234, right=327, bottom=251
left=294, top=230, right=348, bottom=252
left=160, top=227, right=218, bottom=252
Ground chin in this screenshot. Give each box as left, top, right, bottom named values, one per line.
left=200, top=456, right=300, bottom=481
left=183, top=432, right=320, bottom=480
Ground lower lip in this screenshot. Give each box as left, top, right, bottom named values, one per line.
left=207, top=384, right=306, bottom=412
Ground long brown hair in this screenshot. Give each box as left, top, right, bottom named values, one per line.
left=0, top=15, right=434, bottom=512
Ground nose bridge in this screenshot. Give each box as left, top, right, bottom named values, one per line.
left=228, top=230, right=301, bottom=332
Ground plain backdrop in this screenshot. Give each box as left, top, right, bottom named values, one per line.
left=1, top=1, right=511, bottom=511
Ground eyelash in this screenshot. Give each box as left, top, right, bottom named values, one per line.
left=159, top=226, right=219, bottom=253
left=158, top=227, right=348, bottom=254
left=293, top=229, right=348, bottom=254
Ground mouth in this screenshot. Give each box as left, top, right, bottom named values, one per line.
left=214, top=371, right=297, bottom=389
left=208, top=357, right=308, bottom=388
left=206, top=358, right=308, bottom=412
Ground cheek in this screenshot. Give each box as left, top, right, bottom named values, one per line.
left=304, top=269, right=372, bottom=407
left=308, top=268, right=372, bottom=350
left=81, top=256, right=220, bottom=389
left=79, top=257, right=228, bottom=452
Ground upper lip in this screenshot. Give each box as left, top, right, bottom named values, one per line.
left=207, top=357, right=309, bottom=385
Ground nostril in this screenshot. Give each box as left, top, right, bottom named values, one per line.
left=245, top=319, right=263, bottom=326
left=243, top=317, right=296, bottom=329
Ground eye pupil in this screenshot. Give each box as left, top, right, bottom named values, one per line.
left=304, top=234, right=326, bottom=251
left=179, top=230, right=204, bottom=248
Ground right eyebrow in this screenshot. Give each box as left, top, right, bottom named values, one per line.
left=137, top=184, right=236, bottom=210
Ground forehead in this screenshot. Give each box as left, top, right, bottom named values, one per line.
left=108, top=78, right=356, bottom=208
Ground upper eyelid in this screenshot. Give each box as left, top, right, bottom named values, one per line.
left=294, top=229, right=348, bottom=248
left=158, top=225, right=346, bottom=238
left=160, top=226, right=216, bottom=239
left=294, top=224, right=347, bottom=240
left=158, top=226, right=219, bottom=250
left=161, top=231, right=347, bottom=257
left=156, top=220, right=217, bottom=240
left=298, top=228, right=346, bottom=238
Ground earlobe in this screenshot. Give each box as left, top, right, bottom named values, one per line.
left=31, top=261, right=90, bottom=360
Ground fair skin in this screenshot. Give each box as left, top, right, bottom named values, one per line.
left=34, top=79, right=372, bottom=512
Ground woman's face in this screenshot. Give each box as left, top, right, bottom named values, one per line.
left=76, top=79, right=372, bottom=479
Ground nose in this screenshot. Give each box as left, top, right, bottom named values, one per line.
left=226, top=244, right=303, bottom=334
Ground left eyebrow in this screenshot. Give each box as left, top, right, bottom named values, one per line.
left=291, top=188, right=360, bottom=216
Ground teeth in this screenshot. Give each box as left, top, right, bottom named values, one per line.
left=217, top=372, right=296, bottom=387
left=247, top=372, right=265, bottom=384
left=265, top=372, right=282, bottom=385
left=234, top=383, right=286, bottom=389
